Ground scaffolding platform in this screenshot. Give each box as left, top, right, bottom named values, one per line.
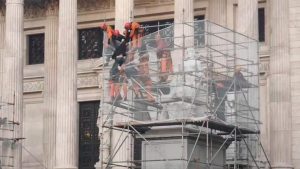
left=98, top=20, right=270, bottom=169
left=113, top=116, right=259, bottom=135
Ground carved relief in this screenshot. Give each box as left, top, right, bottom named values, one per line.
left=23, top=80, right=44, bottom=93
left=135, top=0, right=157, bottom=7
left=23, top=74, right=101, bottom=93
left=259, top=62, right=269, bottom=74
left=24, top=1, right=46, bottom=18
left=159, top=0, right=174, bottom=4
left=45, top=0, right=59, bottom=16
left=78, top=0, right=111, bottom=12
left=77, top=74, right=100, bottom=89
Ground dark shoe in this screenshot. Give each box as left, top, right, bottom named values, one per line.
left=115, top=95, right=123, bottom=101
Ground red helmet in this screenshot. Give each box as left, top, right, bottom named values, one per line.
left=100, top=23, right=107, bottom=30
left=124, top=22, right=131, bottom=29
left=113, top=30, right=120, bottom=36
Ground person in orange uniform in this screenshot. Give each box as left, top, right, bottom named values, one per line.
left=155, top=33, right=173, bottom=82
left=124, top=22, right=144, bottom=50
left=100, top=23, right=114, bottom=45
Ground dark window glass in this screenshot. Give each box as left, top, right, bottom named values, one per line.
left=194, top=15, right=205, bottom=47
left=194, top=15, right=205, bottom=21
left=79, top=101, right=100, bottom=169
left=79, top=28, right=103, bottom=60
left=28, top=34, right=45, bottom=65
left=258, top=8, right=265, bottom=42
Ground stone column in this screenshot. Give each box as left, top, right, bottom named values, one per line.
left=173, top=0, right=194, bottom=71
left=2, top=0, right=24, bottom=169
left=0, top=10, right=5, bottom=169
left=0, top=12, right=4, bottom=49
left=115, top=0, right=133, bottom=31
left=44, top=1, right=58, bottom=169
left=0, top=10, right=5, bottom=100
left=208, top=0, right=227, bottom=27
left=207, top=0, right=227, bottom=80
left=55, top=0, right=78, bottom=169
left=269, top=0, right=292, bottom=168
left=236, top=0, right=258, bottom=39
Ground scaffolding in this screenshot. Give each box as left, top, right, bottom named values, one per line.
left=0, top=97, right=22, bottom=168
left=98, top=20, right=270, bottom=169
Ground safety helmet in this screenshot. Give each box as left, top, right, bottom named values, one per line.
left=100, top=23, right=107, bottom=30
left=113, top=30, right=120, bottom=36
left=124, top=22, right=131, bottom=29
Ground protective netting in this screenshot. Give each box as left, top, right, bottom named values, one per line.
left=101, top=21, right=258, bottom=125
left=99, top=20, right=261, bottom=169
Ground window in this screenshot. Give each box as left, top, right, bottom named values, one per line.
left=140, top=19, right=174, bottom=35
left=140, top=19, right=174, bottom=48
left=28, top=34, right=45, bottom=65
left=194, top=15, right=205, bottom=47
left=78, top=28, right=103, bottom=60
left=79, top=101, right=100, bottom=169
left=258, top=8, right=265, bottom=42
left=194, top=15, right=205, bottom=21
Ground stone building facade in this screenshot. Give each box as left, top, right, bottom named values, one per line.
left=0, top=0, right=299, bottom=169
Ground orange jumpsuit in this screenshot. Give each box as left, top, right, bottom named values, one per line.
left=127, top=22, right=144, bottom=49
left=156, top=37, right=173, bottom=82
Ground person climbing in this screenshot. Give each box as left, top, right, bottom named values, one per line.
left=100, top=23, right=115, bottom=46
left=100, top=23, right=118, bottom=64
left=108, top=35, right=129, bottom=102
left=124, top=22, right=144, bottom=50
left=122, top=51, right=142, bottom=99
left=156, top=33, right=173, bottom=82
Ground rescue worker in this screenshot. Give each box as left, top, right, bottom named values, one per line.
left=100, top=23, right=115, bottom=46
left=155, top=33, right=173, bottom=82
left=108, top=35, right=129, bottom=102
left=124, top=22, right=144, bottom=50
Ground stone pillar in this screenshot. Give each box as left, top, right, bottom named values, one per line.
left=0, top=10, right=5, bottom=100
left=173, top=0, right=194, bottom=70
left=2, top=0, right=24, bottom=169
left=208, top=0, right=227, bottom=27
left=0, top=10, right=5, bottom=169
left=269, top=0, right=292, bottom=168
left=0, top=12, right=4, bottom=49
left=55, top=0, right=78, bottom=169
left=44, top=1, right=58, bottom=169
left=236, top=0, right=258, bottom=39
left=115, top=0, right=133, bottom=31
left=207, top=0, right=227, bottom=80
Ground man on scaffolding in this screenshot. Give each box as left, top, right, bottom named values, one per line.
left=124, top=22, right=144, bottom=53
left=109, top=33, right=131, bottom=102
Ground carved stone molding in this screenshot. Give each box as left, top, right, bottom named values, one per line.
left=78, top=0, right=111, bottom=12
left=23, top=75, right=101, bottom=93
left=24, top=80, right=44, bottom=93
left=45, top=0, right=58, bottom=16
left=24, top=1, right=46, bottom=18
left=135, top=0, right=173, bottom=7
left=77, top=74, right=100, bottom=89
left=259, top=62, right=269, bottom=74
